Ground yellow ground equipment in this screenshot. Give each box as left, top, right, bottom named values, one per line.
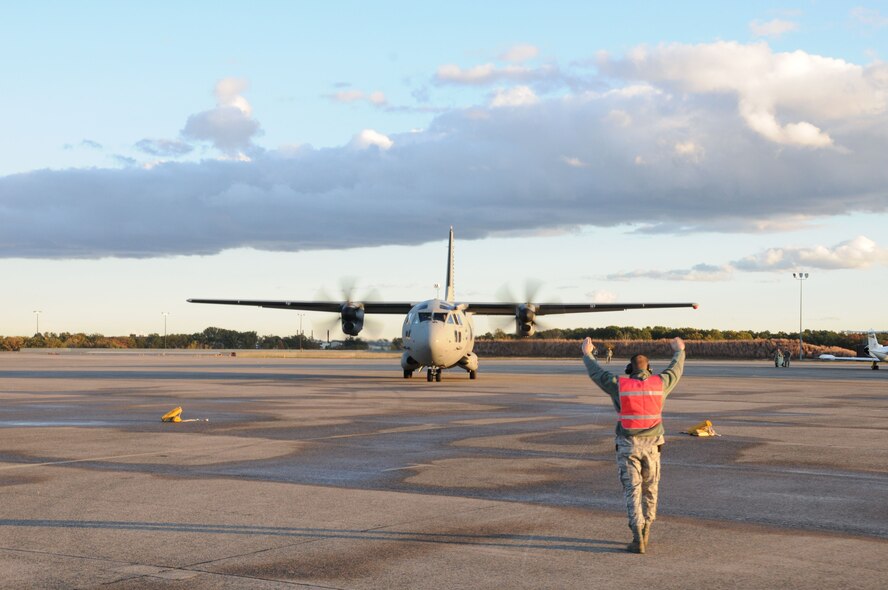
left=161, top=406, right=208, bottom=423
left=161, top=407, right=183, bottom=423
left=684, top=419, right=719, bottom=437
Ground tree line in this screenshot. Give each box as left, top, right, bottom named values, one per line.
left=0, top=327, right=370, bottom=352
left=479, top=326, right=882, bottom=350
left=0, top=325, right=881, bottom=352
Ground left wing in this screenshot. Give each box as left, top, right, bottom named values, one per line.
left=187, top=299, right=416, bottom=314
left=461, top=302, right=699, bottom=315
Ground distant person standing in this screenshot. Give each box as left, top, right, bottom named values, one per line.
left=580, top=336, right=686, bottom=554
left=605, top=346, right=613, bottom=364
left=774, top=348, right=784, bottom=368
left=783, top=350, right=791, bottom=367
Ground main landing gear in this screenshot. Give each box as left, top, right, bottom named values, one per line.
left=873, top=361, right=880, bottom=370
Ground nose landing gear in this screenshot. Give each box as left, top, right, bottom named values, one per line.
left=426, top=368, right=442, bottom=382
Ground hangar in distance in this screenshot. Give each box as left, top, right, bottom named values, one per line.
left=189, top=228, right=699, bottom=381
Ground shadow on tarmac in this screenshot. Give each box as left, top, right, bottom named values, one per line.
left=0, top=518, right=625, bottom=554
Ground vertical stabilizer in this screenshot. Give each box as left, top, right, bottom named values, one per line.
left=445, top=226, right=455, bottom=302
left=868, top=330, right=880, bottom=349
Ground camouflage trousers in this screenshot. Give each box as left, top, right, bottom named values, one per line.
left=615, top=435, right=664, bottom=531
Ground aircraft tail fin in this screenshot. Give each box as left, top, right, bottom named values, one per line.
left=868, top=330, right=880, bottom=349
left=445, top=226, right=455, bottom=303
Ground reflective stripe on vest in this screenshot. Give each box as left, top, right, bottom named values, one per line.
left=618, top=375, right=664, bottom=430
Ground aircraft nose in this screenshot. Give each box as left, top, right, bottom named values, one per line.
left=427, top=323, right=450, bottom=365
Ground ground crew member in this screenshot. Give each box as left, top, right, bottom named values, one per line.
left=605, top=347, right=613, bottom=364
left=775, top=348, right=784, bottom=368
left=581, top=336, right=685, bottom=554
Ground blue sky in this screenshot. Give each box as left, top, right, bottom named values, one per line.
left=1, top=2, right=887, bottom=338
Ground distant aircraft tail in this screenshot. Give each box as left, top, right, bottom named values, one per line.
left=867, top=330, right=880, bottom=350
left=445, top=226, right=455, bottom=303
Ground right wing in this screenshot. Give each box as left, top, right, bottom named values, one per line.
left=187, top=299, right=416, bottom=314
left=817, top=354, right=878, bottom=362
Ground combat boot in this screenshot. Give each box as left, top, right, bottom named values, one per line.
left=627, top=528, right=646, bottom=554
left=642, top=522, right=652, bottom=546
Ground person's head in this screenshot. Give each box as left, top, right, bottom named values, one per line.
left=629, top=354, right=649, bottom=373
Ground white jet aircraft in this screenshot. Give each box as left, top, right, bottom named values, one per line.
left=189, top=228, right=698, bottom=381
left=818, top=331, right=887, bottom=370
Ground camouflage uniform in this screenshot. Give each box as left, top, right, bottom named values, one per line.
left=583, top=349, right=685, bottom=546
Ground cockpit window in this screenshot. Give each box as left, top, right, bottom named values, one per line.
left=433, top=312, right=447, bottom=322
left=418, top=312, right=432, bottom=322
left=446, top=314, right=455, bottom=324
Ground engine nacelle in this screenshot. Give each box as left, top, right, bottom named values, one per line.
left=340, top=304, right=365, bottom=336
left=515, top=304, right=536, bottom=337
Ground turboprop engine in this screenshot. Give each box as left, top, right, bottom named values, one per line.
left=515, top=304, right=537, bottom=337
left=340, top=304, right=365, bottom=336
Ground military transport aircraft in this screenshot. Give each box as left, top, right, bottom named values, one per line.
left=818, top=331, right=887, bottom=370
left=189, top=228, right=698, bottom=381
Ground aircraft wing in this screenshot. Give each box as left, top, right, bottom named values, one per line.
left=461, top=302, right=699, bottom=315
left=187, top=299, right=416, bottom=314
left=817, top=354, right=878, bottom=362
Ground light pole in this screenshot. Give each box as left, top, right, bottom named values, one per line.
left=296, top=313, right=305, bottom=350
left=161, top=312, right=170, bottom=349
left=32, top=310, right=42, bottom=335
left=792, top=272, right=809, bottom=359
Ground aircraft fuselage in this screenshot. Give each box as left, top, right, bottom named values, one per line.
left=400, top=298, right=478, bottom=379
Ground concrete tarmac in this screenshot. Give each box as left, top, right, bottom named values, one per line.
left=0, top=352, right=886, bottom=589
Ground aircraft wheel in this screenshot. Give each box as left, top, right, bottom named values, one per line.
left=427, top=369, right=433, bottom=382
left=403, top=369, right=412, bottom=378
left=435, top=371, right=442, bottom=382
left=873, top=363, right=880, bottom=370
left=469, top=370, right=477, bottom=380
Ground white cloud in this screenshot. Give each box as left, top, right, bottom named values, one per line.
left=349, top=129, right=393, bottom=150
left=490, top=86, right=539, bottom=107
left=674, top=140, right=704, bottom=161
left=605, top=109, right=632, bottom=127
left=851, top=7, right=888, bottom=27
left=608, top=264, right=734, bottom=282
left=181, top=78, right=261, bottom=156
left=134, top=139, right=194, bottom=157
left=611, top=236, right=888, bottom=282
left=329, top=89, right=388, bottom=106
left=600, top=41, right=888, bottom=148
left=749, top=18, right=799, bottom=38
left=734, top=236, right=888, bottom=271
left=435, top=63, right=562, bottom=87
left=587, top=289, right=617, bottom=303
left=4, top=44, right=888, bottom=259
left=561, top=156, right=590, bottom=168
left=368, top=91, right=387, bottom=105
left=332, top=90, right=365, bottom=103
left=500, top=44, right=539, bottom=63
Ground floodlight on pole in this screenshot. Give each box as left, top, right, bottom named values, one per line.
left=32, top=310, right=42, bottom=335
left=792, top=272, right=809, bottom=359
left=296, top=313, right=305, bottom=350
left=161, top=312, right=170, bottom=349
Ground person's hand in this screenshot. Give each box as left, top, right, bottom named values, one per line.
left=581, top=337, right=595, bottom=356
left=671, top=337, right=685, bottom=352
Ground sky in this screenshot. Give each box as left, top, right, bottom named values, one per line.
left=1, top=1, right=887, bottom=338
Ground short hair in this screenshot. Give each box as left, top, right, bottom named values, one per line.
left=630, top=354, right=649, bottom=371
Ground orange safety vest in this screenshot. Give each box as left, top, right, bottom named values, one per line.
left=618, top=375, right=664, bottom=430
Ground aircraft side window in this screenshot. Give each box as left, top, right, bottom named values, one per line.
left=446, top=314, right=455, bottom=324
left=455, top=314, right=463, bottom=325
left=433, top=312, right=447, bottom=322
left=418, top=312, right=432, bottom=322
